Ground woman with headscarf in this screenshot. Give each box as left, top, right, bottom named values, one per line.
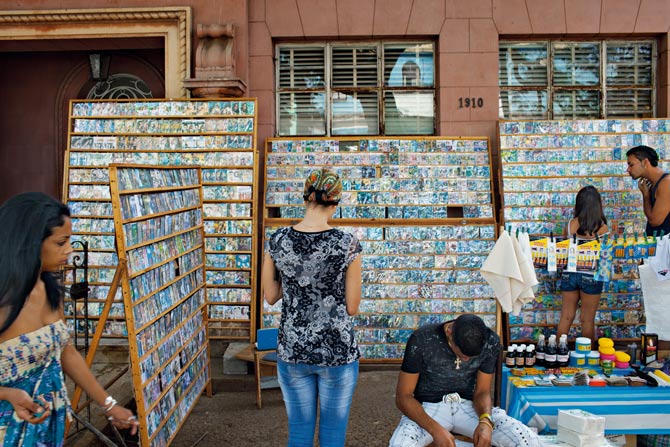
left=262, top=168, right=362, bottom=447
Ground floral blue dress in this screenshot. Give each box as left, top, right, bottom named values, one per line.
left=0, top=320, right=71, bottom=446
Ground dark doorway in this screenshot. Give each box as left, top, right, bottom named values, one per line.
left=0, top=38, right=165, bottom=203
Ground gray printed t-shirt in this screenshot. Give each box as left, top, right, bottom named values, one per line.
left=267, top=227, right=362, bottom=366
left=401, top=321, right=501, bottom=403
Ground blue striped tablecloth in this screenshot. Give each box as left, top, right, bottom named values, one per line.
left=501, top=369, right=670, bottom=435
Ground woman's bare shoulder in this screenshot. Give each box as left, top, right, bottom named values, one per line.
left=0, top=279, right=56, bottom=341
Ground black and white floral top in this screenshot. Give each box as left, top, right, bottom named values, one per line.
left=267, top=227, right=362, bottom=366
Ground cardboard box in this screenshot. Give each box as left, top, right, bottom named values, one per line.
left=558, top=409, right=606, bottom=435
left=605, top=434, right=636, bottom=447
left=557, top=427, right=606, bottom=447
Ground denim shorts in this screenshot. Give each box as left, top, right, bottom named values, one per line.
left=560, top=271, right=603, bottom=294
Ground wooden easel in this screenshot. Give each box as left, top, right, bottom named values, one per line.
left=65, top=260, right=129, bottom=444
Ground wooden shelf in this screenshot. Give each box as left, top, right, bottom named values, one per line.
left=109, top=164, right=212, bottom=446
left=261, top=136, right=500, bottom=361
left=63, top=98, right=259, bottom=341
left=498, top=118, right=666, bottom=344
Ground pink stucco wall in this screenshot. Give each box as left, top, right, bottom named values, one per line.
left=3, top=0, right=670, bottom=150
left=247, top=0, right=670, bottom=159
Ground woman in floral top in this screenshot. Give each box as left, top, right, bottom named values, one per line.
left=262, top=168, right=362, bottom=447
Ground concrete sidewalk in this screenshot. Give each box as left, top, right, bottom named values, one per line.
left=65, top=344, right=402, bottom=447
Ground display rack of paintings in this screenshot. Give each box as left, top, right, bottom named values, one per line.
left=63, top=99, right=258, bottom=341
left=499, top=119, right=670, bottom=343
left=109, top=165, right=211, bottom=447
left=262, top=137, right=499, bottom=361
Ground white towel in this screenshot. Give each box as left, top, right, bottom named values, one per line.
left=518, top=230, right=532, bottom=262
left=517, top=231, right=538, bottom=282
left=480, top=230, right=524, bottom=314
left=510, top=233, right=538, bottom=314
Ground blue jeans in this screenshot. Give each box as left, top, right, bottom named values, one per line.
left=277, top=359, right=359, bottom=447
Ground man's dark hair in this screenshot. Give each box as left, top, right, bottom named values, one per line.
left=627, top=145, right=659, bottom=167
left=452, top=314, right=488, bottom=357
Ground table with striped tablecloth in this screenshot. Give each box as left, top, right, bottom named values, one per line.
left=501, top=368, right=670, bottom=435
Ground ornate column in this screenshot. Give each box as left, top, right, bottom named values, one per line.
left=184, top=23, right=247, bottom=98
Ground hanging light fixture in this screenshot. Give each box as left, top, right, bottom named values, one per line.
left=88, top=53, right=111, bottom=81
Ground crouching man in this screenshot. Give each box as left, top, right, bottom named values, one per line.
left=389, top=314, right=540, bottom=447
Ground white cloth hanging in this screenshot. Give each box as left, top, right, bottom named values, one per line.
left=510, top=232, right=538, bottom=314
left=517, top=231, right=538, bottom=283
left=518, top=230, right=533, bottom=263
left=480, top=230, right=536, bottom=315
left=648, top=235, right=670, bottom=281
left=638, top=264, right=670, bottom=340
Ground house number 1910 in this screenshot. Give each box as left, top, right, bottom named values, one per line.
left=458, top=97, right=484, bottom=108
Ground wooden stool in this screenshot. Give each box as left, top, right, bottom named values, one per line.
left=253, top=348, right=278, bottom=409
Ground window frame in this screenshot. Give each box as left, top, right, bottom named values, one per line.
left=499, top=39, right=657, bottom=120
left=275, top=40, right=436, bottom=137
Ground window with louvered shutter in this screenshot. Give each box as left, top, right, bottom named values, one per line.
left=499, top=40, right=656, bottom=119
left=331, top=45, right=379, bottom=135
left=553, top=42, right=600, bottom=86
left=278, top=46, right=325, bottom=89
left=553, top=91, right=600, bottom=119
left=605, top=42, right=654, bottom=117
left=277, top=46, right=326, bottom=136
left=499, top=43, right=549, bottom=119
left=499, top=43, right=548, bottom=87
left=276, top=41, right=435, bottom=136
left=382, top=43, right=435, bottom=134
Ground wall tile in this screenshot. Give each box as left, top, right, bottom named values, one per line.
left=256, top=124, right=275, bottom=149
left=565, top=0, right=601, bottom=34
left=439, top=121, right=472, bottom=136
left=298, top=0, right=339, bottom=36
left=452, top=0, right=493, bottom=18
left=470, top=19, right=498, bottom=53
left=249, top=22, right=273, bottom=57
left=440, top=52, right=499, bottom=87
left=266, top=0, right=303, bottom=36
left=336, top=0, right=375, bottom=35
left=372, top=0, right=413, bottom=35
left=407, top=0, right=446, bottom=35
left=249, top=0, right=265, bottom=22
left=469, top=87, right=500, bottom=121
left=439, top=19, right=469, bottom=53
left=252, top=89, right=275, bottom=125
left=440, top=87, right=471, bottom=122
left=635, top=0, right=670, bottom=33
left=527, top=0, right=566, bottom=33
left=492, top=0, right=532, bottom=34
left=600, top=0, right=639, bottom=33
left=249, top=56, right=274, bottom=90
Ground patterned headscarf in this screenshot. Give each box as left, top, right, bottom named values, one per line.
left=303, top=168, right=342, bottom=205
